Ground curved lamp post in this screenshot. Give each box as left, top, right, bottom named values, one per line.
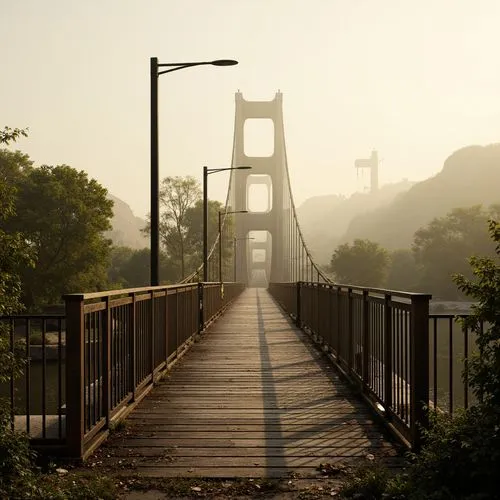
left=150, top=57, right=238, bottom=286
left=203, top=166, right=251, bottom=281
left=218, top=210, right=248, bottom=283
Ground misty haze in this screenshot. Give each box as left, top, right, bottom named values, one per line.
left=1, top=1, right=500, bottom=497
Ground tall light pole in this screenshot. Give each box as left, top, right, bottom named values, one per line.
left=233, top=237, right=255, bottom=282
left=219, top=210, right=248, bottom=283
left=203, top=166, right=251, bottom=281
left=150, top=57, right=238, bottom=286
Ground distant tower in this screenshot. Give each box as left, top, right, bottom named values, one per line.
left=354, top=150, right=379, bottom=192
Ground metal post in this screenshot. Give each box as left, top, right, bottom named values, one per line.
left=296, top=281, right=301, bottom=327
left=150, top=57, right=159, bottom=286
left=203, top=166, right=208, bottom=282
left=362, top=290, right=370, bottom=386
left=233, top=237, right=237, bottom=282
left=218, top=211, right=222, bottom=283
left=410, top=294, right=430, bottom=450
left=384, top=294, right=393, bottom=410
left=64, top=294, right=85, bottom=458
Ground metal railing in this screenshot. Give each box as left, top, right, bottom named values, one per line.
left=1, top=282, right=244, bottom=458
left=269, top=282, right=483, bottom=449
left=270, top=281, right=431, bottom=449
left=429, top=314, right=479, bottom=414
left=0, top=315, right=66, bottom=446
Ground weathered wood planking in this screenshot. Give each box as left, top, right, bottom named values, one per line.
left=92, top=288, right=400, bottom=477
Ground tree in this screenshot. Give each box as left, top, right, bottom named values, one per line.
left=0, top=129, right=32, bottom=380
left=329, top=239, right=389, bottom=286
left=412, top=205, right=497, bottom=300
left=385, top=249, right=421, bottom=291
left=0, top=126, right=27, bottom=146
left=107, top=246, right=178, bottom=288
left=4, top=162, right=113, bottom=309
left=158, top=176, right=201, bottom=280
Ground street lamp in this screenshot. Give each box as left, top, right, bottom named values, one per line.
left=219, top=210, right=248, bottom=283
left=233, top=237, right=255, bottom=282
left=203, top=166, right=251, bottom=281
left=150, top=57, right=238, bottom=286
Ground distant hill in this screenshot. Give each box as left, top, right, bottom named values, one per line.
left=106, top=194, right=148, bottom=249
left=297, top=180, right=414, bottom=265
left=340, top=144, right=500, bottom=249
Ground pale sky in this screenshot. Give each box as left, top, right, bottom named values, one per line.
left=2, top=0, right=499, bottom=218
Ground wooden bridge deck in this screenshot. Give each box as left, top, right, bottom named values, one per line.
left=93, top=288, right=399, bottom=478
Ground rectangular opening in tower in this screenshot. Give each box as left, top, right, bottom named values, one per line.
left=243, top=118, right=274, bottom=157
left=247, top=174, right=272, bottom=213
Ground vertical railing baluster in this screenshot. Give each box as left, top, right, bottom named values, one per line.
left=130, top=292, right=136, bottom=401
left=384, top=294, right=393, bottom=411
left=347, top=288, right=353, bottom=372
left=64, top=294, right=85, bottom=458
left=296, top=281, right=301, bottom=327
left=362, top=290, right=370, bottom=387
left=410, top=294, right=430, bottom=450
left=150, top=290, right=155, bottom=380
left=103, top=297, right=111, bottom=427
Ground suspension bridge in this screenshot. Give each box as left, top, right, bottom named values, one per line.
left=2, top=92, right=472, bottom=477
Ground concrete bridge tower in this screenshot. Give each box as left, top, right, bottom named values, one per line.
left=230, top=91, right=290, bottom=286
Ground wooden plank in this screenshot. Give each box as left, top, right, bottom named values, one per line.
left=90, top=288, right=402, bottom=477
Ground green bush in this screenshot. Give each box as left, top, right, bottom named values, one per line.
left=339, top=220, right=500, bottom=499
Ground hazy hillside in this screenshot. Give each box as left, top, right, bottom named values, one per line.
left=341, top=144, right=500, bottom=249
left=106, top=194, right=148, bottom=249
left=297, top=180, right=414, bottom=265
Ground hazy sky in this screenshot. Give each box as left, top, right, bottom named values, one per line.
left=2, top=0, right=499, bottom=218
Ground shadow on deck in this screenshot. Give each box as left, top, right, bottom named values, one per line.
left=90, top=288, right=402, bottom=478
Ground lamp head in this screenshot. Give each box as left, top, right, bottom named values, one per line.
left=211, top=59, right=238, bottom=66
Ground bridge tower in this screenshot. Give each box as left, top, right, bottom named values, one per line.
left=355, top=150, right=379, bottom=192
left=230, top=91, right=290, bottom=286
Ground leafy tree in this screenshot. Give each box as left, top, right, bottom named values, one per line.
left=385, top=249, right=421, bottom=291
left=143, top=176, right=201, bottom=281
left=107, top=247, right=178, bottom=288
left=329, top=239, right=389, bottom=286
left=0, top=126, right=27, bottom=145
left=3, top=162, right=113, bottom=309
left=412, top=205, right=497, bottom=300
left=0, top=130, right=33, bottom=380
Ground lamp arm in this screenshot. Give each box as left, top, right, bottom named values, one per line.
left=157, top=62, right=210, bottom=75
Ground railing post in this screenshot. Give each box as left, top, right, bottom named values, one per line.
left=362, top=290, right=370, bottom=386
left=347, top=288, right=353, bottom=372
left=150, top=290, right=155, bottom=380
left=130, top=292, right=136, bottom=401
left=64, top=294, right=85, bottom=458
left=384, top=294, right=393, bottom=412
left=164, top=288, right=169, bottom=365
left=198, top=282, right=204, bottom=333
left=336, top=287, right=341, bottom=357
left=103, top=297, right=111, bottom=427
left=295, top=281, right=301, bottom=327
left=410, top=294, right=430, bottom=450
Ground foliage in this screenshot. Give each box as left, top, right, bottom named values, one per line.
left=143, top=176, right=235, bottom=282
left=107, top=246, right=179, bottom=287
left=329, top=239, right=389, bottom=286
left=412, top=205, right=497, bottom=300
left=454, top=218, right=500, bottom=406
left=2, top=161, right=114, bottom=309
left=385, top=249, right=421, bottom=291
left=0, top=132, right=32, bottom=383
left=0, top=126, right=28, bottom=145
left=339, top=219, right=500, bottom=499
left=159, top=175, right=201, bottom=279
left=0, top=407, right=38, bottom=499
